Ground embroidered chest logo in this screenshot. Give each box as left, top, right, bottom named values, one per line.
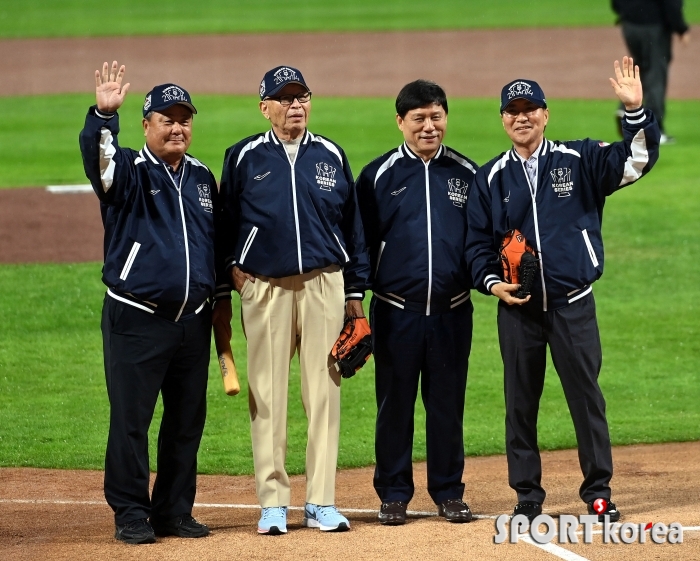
left=315, top=162, right=337, bottom=191
left=447, top=178, right=468, bottom=207
left=550, top=168, right=573, bottom=197
left=197, top=184, right=213, bottom=212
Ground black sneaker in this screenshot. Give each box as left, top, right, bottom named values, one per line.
left=115, top=518, right=156, bottom=544
left=151, top=513, right=210, bottom=538
left=587, top=499, right=620, bottom=522
left=512, top=501, right=542, bottom=521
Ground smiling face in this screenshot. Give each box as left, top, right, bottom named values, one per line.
left=259, top=83, right=311, bottom=141
left=397, top=103, right=447, bottom=161
left=142, top=104, right=193, bottom=169
left=501, top=98, right=549, bottom=157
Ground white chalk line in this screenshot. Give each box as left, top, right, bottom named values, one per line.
left=46, top=185, right=93, bottom=194
left=0, top=498, right=496, bottom=519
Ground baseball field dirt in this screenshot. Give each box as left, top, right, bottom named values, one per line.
left=1, top=28, right=698, bottom=561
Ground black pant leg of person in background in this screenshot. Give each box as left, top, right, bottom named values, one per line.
left=102, top=296, right=210, bottom=525
left=547, top=294, right=613, bottom=503
left=621, top=22, right=672, bottom=133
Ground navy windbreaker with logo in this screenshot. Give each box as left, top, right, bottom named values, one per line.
left=355, top=143, right=478, bottom=314
left=218, top=129, right=370, bottom=298
left=466, top=107, right=660, bottom=311
left=79, top=105, right=229, bottom=321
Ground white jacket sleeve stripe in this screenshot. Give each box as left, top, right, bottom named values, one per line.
left=620, top=129, right=649, bottom=186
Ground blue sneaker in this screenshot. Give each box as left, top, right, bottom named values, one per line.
left=257, top=506, right=287, bottom=535
left=302, top=503, right=350, bottom=532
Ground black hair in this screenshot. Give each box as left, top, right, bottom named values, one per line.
left=395, top=80, right=448, bottom=118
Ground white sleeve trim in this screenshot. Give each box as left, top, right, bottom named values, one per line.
left=95, top=109, right=115, bottom=119
left=313, top=136, right=343, bottom=167
left=484, top=274, right=501, bottom=292
left=620, top=129, right=649, bottom=186
left=487, top=154, right=509, bottom=187
left=236, top=135, right=267, bottom=167
left=99, top=127, right=117, bottom=193
left=374, top=150, right=404, bottom=188
left=444, top=149, right=477, bottom=174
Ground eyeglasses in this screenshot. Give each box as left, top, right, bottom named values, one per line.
left=265, top=91, right=312, bottom=106
left=502, top=107, right=541, bottom=118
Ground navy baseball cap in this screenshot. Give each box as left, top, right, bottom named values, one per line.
left=143, top=83, right=197, bottom=117
left=259, top=66, right=309, bottom=100
left=500, top=79, right=547, bottom=112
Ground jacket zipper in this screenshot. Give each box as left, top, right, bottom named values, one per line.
left=521, top=154, right=548, bottom=311
left=164, top=163, right=190, bottom=322
left=283, top=143, right=304, bottom=275
left=424, top=160, right=433, bottom=316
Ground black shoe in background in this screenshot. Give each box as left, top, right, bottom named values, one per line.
left=115, top=518, right=156, bottom=544
left=150, top=513, right=210, bottom=538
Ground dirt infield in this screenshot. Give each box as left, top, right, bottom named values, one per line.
left=1, top=442, right=699, bottom=561
left=1, top=27, right=698, bottom=99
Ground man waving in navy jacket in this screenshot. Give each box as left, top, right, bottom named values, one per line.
left=356, top=80, right=478, bottom=526
left=80, top=62, right=228, bottom=544
left=466, top=57, right=660, bottom=523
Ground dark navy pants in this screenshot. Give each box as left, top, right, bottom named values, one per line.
left=371, top=296, right=473, bottom=505
left=101, top=295, right=211, bottom=525
left=498, top=293, right=613, bottom=505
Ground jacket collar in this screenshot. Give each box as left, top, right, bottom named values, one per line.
left=401, top=142, right=444, bottom=162
left=509, top=138, right=548, bottom=161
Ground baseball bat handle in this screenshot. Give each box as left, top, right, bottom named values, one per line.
left=213, top=323, right=240, bottom=396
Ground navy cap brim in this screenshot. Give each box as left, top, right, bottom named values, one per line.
left=501, top=97, right=547, bottom=112
left=263, top=80, right=309, bottom=99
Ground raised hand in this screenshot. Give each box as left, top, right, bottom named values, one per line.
left=609, top=56, right=642, bottom=110
left=95, top=61, right=131, bottom=113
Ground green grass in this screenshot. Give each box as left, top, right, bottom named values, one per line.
left=1, top=96, right=698, bottom=474
left=0, top=0, right=675, bottom=39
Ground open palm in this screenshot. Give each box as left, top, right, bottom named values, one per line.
left=95, top=61, right=130, bottom=113
left=610, top=56, right=643, bottom=110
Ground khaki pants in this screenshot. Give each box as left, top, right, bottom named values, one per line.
left=240, top=265, right=345, bottom=507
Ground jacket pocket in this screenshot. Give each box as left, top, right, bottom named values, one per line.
left=119, top=242, right=141, bottom=280
left=239, top=226, right=258, bottom=264
left=375, top=240, right=386, bottom=274
left=581, top=229, right=599, bottom=268
left=333, top=232, right=350, bottom=263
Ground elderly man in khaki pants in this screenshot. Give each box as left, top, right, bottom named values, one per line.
left=216, top=66, right=370, bottom=535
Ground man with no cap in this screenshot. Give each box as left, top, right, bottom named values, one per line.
left=79, top=61, right=230, bottom=544
left=217, top=66, right=370, bottom=535
left=355, top=80, right=478, bottom=526
left=466, top=58, right=660, bottom=522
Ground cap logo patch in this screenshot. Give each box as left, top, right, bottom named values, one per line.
left=273, top=67, right=300, bottom=85
left=507, top=81, right=534, bottom=100
left=260, top=80, right=266, bottom=97
left=143, top=94, right=151, bottom=111
left=161, top=85, right=187, bottom=103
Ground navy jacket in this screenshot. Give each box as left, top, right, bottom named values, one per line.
left=218, top=129, right=370, bottom=299
left=466, top=107, right=660, bottom=311
left=79, top=106, right=229, bottom=321
left=356, top=143, right=478, bottom=315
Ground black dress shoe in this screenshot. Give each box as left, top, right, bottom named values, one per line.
left=115, top=518, right=156, bottom=544
left=150, top=513, right=210, bottom=538
left=438, top=499, right=473, bottom=523
left=587, top=499, right=621, bottom=522
left=378, top=501, right=407, bottom=525
left=512, top=501, right=542, bottom=521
